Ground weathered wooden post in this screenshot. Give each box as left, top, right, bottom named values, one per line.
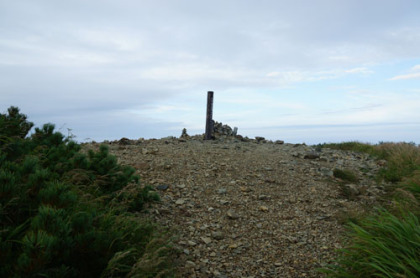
left=205, top=91, right=214, bottom=140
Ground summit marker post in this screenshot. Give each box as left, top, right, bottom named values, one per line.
left=205, top=91, right=214, bottom=140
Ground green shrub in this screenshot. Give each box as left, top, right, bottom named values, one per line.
left=0, top=106, right=173, bottom=277
left=0, top=106, right=33, bottom=139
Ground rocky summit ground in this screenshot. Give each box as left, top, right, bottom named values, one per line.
left=86, top=135, right=387, bottom=278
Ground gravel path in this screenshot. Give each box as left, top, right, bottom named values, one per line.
left=94, top=137, right=384, bottom=277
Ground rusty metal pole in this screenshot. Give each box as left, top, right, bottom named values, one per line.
left=205, top=91, right=214, bottom=140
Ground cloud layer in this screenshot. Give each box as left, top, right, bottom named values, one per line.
left=1, top=0, right=420, bottom=143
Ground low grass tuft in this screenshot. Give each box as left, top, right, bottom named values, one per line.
left=321, top=210, right=420, bottom=278
left=315, top=141, right=378, bottom=156
left=318, top=141, right=420, bottom=183
left=376, top=143, right=420, bottom=182
left=333, top=168, right=359, bottom=183
left=318, top=141, right=420, bottom=277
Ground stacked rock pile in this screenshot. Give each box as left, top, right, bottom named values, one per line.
left=212, top=121, right=238, bottom=137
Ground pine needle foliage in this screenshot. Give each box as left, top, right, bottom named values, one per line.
left=0, top=106, right=174, bottom=277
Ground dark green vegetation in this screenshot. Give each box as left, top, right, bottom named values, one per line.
left=0, top=107, right=175, bottom=277
left=318, top=141, right=420, bottom=277
left=333, top=169, right=359, bottom=184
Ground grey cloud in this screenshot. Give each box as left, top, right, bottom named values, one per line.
left=2, top=0, right=420, bottom=142
left=3, top=0, right=420, bottom=71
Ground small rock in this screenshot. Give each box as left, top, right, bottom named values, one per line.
left=255, top=136, right=265, bottom=142
left=157, top=208, right=170, bottom=215
left=304, top=152, right=320, bottom=159
left=187, top=240, right=197, bottom=246
left=156, top=184, right=169, bottom=191
left=218, top=188, right=227, bottom=194
left=240, top=186, right=252, bottom=192
left=275, top=140, right=284, bottom=144
left=228, top=243, right=238, bottom=249
left=175, top=199, right=185, bottom=205
left=135, top=162, right=150, bottom=170
left=320, top=168, right=334, bottom=177
left=185, top=260, right=196, bottom=268
left=285, top=236, right=298, bottom=243
left=343, top=184, right=360, bottom=197
left=141, top=147, right=159, bottom=155
left=201, top=237, right=212, bottom=244
left=212, top=231, right=224, bottom=240
left=227, top=209, right=240, bottom=219
left=258, top=195, right=270, bottom=200
left=220, top=200, right=230, bottom=205
left=259, top=206, right=269, bottom=212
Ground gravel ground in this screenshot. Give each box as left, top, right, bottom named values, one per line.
left=87, top=136, right=386, bottom=277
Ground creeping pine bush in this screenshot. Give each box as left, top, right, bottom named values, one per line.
left=0, top=107, right=173, bottom=277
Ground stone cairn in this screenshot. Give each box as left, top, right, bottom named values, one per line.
left=179, top=121, right=239, bottom=141
left=178, top=121, right=285, bottom=144
left=209, top=121, right=284, bottom=144
left=180, top=128, right=189, bottom=139
left=212, top=121, right=238, bottom=137
left=111, top=121, right=285, bottom=145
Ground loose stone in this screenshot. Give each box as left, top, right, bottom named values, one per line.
left=201, top=237, right=212, bottom=244
left=156, top=184, right=169, bottom=191
left=259, top=206, right=269, bottom=212
left=212, top=231, right=224, bottom=240
left=227, top=210, right=240, bottom=220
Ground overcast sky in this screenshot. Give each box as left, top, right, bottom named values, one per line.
left=1, top=0, right=420, bottom=144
